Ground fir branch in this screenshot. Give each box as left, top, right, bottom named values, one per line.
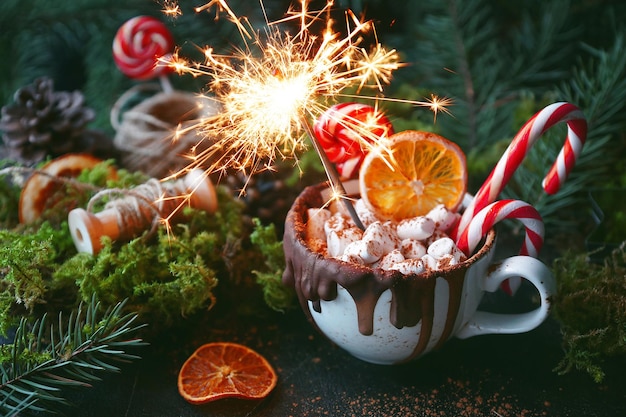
left=503, top=33, right=626, bottom=231
left=389, top=0, right=575, bottom=152
left=0, top=296, right=146, bottom=416
left=387, top=0, right=626, bottom=233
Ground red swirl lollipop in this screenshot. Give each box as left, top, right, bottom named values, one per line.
left=314, top=103, right=394, bottom=178
left=113, top=16, right=174, bottom=80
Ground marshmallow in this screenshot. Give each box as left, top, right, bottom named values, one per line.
left=362, top=221, right=399, bottom=256
left=421, top=254, right=438, bottom=270
left=327, top=199, right=342, bottom=215
left=343, top=239, right=383, bottom=264
left=426, top=204, right=460, bottom=232
left=397, top=216, right=435, bottom=240
left=401, top=238, right=427, bottom=259
left=307, top=208, right=331, bottom=242
left=436, top=254, right=461, bottom=269
left=340, top=250, right=366, bottom=265
left=427, top=237, right=466, bottom=263
left=425, top=229, right=450, bottom=246
left=355, top=199, right=379, bottom=228
left=325, top=212, right=350, bottom=235
left=326, top=226, right=363, bottom=258
left=307, top=197, right=467, bottom=273
left=389, top=258, right=426, bottom=275
left=377, top=249, right=405, bottom=270
left=328, top=198, right=356, bottom=220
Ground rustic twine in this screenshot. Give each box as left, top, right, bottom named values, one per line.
left=110, top=84, right=219, bottom=178
left=0, top=166, right=185, bottom=239
left=86, top=177, right=189, bottom=240
left=0, top=166, right=100, bottom=192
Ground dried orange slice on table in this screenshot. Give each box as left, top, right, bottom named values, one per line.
left=178, top=342, right=277, bottom=404
left=359, top=130, right=467, bottom=221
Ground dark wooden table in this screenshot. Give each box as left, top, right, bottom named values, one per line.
left=68, top=296, right=626, bottom=417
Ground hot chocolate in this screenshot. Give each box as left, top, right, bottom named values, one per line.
left=282, top=182, right=554, bottom=364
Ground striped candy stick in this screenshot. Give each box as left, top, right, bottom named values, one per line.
left=454, top=102, right=587, bottom=241
left=456, top=199, right=544, bottom=295
left=314, top=102, right=394, bottom=179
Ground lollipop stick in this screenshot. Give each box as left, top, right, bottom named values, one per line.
left=302, top=118, right=365, bottom=230
left=159, top=75, right=174, bottom=94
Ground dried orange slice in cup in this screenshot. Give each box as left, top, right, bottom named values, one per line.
left=178, top=342, right=277, bottom=404
left=359, top=130, right=467, bottom=221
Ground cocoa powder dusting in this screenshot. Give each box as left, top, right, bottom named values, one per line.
left=282, top=375, right=544, bottom=416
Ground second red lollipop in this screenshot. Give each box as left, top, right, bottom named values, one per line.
left=314, top=103, right=394, bottom=178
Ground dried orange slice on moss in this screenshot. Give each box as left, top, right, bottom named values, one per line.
left=19, top=153, right=116, bottom=224
left=359, top=130, right=467, bottom=221
left=178, top=342, right=277, bottom=404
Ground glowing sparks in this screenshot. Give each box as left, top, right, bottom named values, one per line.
left=427, top=94, right=454, bottom=123
left=160, top=0, right=453, bottom=227
left=150, top=0, right=454, bottom=234
left=162, top=0, right=410, bottom=181
left=160, top=0, right=182, bottom=18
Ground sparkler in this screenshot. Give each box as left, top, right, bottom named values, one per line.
left=161, top=0, right=449, bottom=227
left=160, top=1, right=182, bottom=18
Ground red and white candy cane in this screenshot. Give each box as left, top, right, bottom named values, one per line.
left=314, top=103, right=394, bottom=178
left=454, top=102, right=587, bottom=241
left=456, top=199, right=544, bottom=295
left=113, top=16, right=174, bottom=81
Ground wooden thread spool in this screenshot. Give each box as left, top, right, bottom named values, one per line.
left=68, top=169, right=217, bottom=254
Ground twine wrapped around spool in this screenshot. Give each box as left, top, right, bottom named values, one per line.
left=111, top=84, right=219, bottom=178
left=68, top=168, right=217, bottom=254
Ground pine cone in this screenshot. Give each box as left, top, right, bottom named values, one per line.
left=0, top=77, right=96, bottom=165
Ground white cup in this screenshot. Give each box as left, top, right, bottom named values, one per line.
left=282, top=182, right=556, bottom=365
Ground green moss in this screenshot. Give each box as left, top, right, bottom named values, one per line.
left=0, top=163, right=281, bottom=336
left=0, top=222, right=76, bottom=334
left=249, top=218, right=294, bottom=312
left=54, top=212, right=228, bottom=326
left=552, top=243, right=626, bottom=382
left=51, top=190, right=251, bottom=330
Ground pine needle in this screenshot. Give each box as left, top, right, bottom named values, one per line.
left=0, top=296, right=146, bottom=416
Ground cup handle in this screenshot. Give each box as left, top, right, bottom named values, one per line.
left=455, top=256, right=556, bottom=339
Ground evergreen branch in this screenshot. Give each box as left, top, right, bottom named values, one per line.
left=389, top=0, right=576, bottom=152
left=503, top=32, right=626, bottom=230
left=0, top=296, right=147, bottom=416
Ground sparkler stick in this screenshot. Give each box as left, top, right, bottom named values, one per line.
left=155, top=0, right=450, bottom=229
left=301, top=117, right=365, bottom=230
left=162, top=2, right=402, bottom=180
